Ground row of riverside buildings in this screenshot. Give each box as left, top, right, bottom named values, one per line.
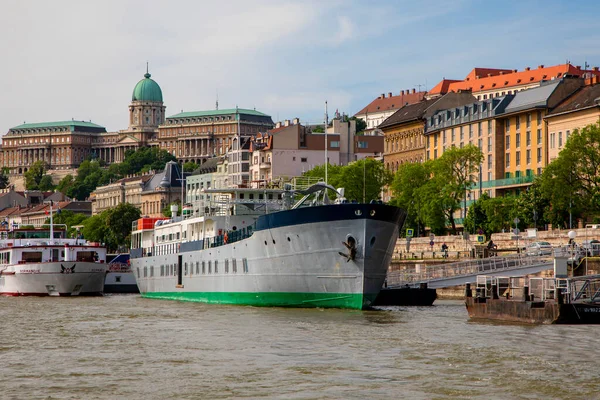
left=3, top=62, right=600, bottom=222
left=0, top=68, right=382, bottom=219
left=357, top=63, right=600, bottom=224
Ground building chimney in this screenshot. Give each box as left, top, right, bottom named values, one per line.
left=525, top=67, right=531, bottom=71
left=275, top=121, right=281, bottom=128
left=513, top=69, right=517, bottom=73
left=476, top=75, right=480, bottom=79
left=388, top=92, right=392, bottom=98
left=381, top=93, right=385, bottom=98
left=412, top=88, right=416, bottom=94
left=593, top=67, right=599, bottom=71
left=576, top=65, right=582, bottom=69
left=538, top=65, right=544, bottom=69
left=499, top=71, right=504, bottom=75
left=292, top=117, right=299, bottom=125
left=487, top=73, right=492, bottom=77
left=284, top=119, right=290, bottom=127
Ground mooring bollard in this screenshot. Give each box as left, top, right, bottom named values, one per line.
left=465, top=283, right=472, bottom=297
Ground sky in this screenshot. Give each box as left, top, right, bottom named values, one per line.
left=1, top=0, right=599, bottom=134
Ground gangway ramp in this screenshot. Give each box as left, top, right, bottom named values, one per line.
left=386, top=254, right=554, bottom=289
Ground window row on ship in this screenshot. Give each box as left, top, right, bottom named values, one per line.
left=137, top=258, right=249, bottom=278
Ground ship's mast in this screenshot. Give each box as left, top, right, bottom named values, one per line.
left=49, top=202, right=54, bottom=243
left=324, top=100, right=328, bottom=185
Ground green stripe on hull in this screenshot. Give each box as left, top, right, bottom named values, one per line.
left=141, top=291, right=367, bottom=310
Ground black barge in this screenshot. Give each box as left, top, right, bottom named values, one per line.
left=465, top=275, right=600, bottom=324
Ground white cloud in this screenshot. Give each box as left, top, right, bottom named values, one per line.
left=0, top=0, right=599, bottom=136
left=329, top=16, right=355, bottom=45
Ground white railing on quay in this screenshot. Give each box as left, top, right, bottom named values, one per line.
left=386, top=253, right=554, bottom=288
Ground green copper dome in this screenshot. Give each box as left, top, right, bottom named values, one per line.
left=132, top=72, right=163, bottom=102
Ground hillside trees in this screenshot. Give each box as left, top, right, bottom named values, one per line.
left=24, top=161, right=55, bottom=191
left=302, top=159, right=391, bottom=202
left=390, top=144, right=484, bottom=235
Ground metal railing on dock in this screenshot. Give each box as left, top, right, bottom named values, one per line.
left=386, top=253, right=553, bottom=288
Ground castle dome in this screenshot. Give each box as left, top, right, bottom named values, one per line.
left=132, top=71, right=163, bottom=102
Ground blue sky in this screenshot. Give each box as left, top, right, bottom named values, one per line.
left=1, top=0, right=599, bottom=133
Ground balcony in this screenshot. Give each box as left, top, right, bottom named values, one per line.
left=475, top=175, right=535, bottom=189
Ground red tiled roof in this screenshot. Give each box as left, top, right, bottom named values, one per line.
left=429, top=64, right=600, bottom=95
left=428, top=79, right=462, bottom=96
left=465, top=68, right=513, bottom=81
left=0, top=206, right=26, bottom=217
left=355, top=91, right=427, bottom=116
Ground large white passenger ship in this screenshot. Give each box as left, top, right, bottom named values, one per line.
left=130, top=183, right=405, bottom=309
left=0, top=225, right=108, bottom=296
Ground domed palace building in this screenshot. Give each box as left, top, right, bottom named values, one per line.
left=0, top=68, right=273, bottom=176
left=0, top=69, right=165, bottom=174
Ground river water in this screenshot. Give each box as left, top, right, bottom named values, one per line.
left=1, top=296, right=599, bottom=400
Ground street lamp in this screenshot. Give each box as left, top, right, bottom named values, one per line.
left=568, top=230, right=577, bottom=276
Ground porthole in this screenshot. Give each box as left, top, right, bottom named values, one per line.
left=370, top=236, right=376, bottom=247
left=287, top=237, right=291, bottom=242
left=264, top=240, right=268, bottom=245
left=355, top=210, right=362, bottom=216
left=273, top=239, right=276, bottom=244
left=370, top=210, right=376, bottom=216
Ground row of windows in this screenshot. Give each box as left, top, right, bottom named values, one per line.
left=138, top=258, right=249, bottom=278
left=505, top=148, right=543, bottom=167
left=505, top=112, right=543, bottom=130
left=167, top=115, right=235, bottom=124
left=505, top=129, right=543, bottom=148
left=549, top=131, right=571, bottom=149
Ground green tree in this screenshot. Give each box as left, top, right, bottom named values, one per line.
left=390, top=162, right=430, bottom=236
left=431, top=145, right=484, bottom=233
left=38, top=175, right=55, bottom=191
left=123, top=147, right=176, bottom=174
left=312, top=126, right=324, bottom=133
left=24, top=160, right=48, bottom=190
left=538, top=123, right=600, bottom=226
left=56, top=174, right=75, bottom=194
left=104, top=203, right=141, bottom=251
left=0, top=168, right=9, bottom=189
left=81, top=213, right=109, bottom=244
left=43, top=210, right=88, bottom=237
left=183, top=161, right=197, bottom=173
left=302, top=163, right=343, bottom=190
left=349, top=116, right=367, bottom=134
left=337, top=159, right=392, bottom=202
left=162, top=201, right=182, bottom=217
left=480, top=195, right=516, bottom=234
left=464, top=194, right=489, bottom=235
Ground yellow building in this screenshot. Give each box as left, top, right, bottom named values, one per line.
left=425, top=96, right=511, bottom=200
left=380, top=92, right=476, bottom=174
left=496, top=78, right=582, bottom=196
left=545, top=82, right=600, bottom=163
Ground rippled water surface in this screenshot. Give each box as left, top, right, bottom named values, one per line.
left=1, top=296, right=599, bottom=399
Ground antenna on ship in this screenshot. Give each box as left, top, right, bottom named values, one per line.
left=49, top=201, right=54, bottom=244
left=324, top=100, right=329, bottom=185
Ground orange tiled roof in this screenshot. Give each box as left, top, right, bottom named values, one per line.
left=355, top=91, right=426, bottom=116
left=429, top=64, right=600, bottom=95
left=465, top=68, right=513, bottom=81
left=428, top=79, right=462, bottom=96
